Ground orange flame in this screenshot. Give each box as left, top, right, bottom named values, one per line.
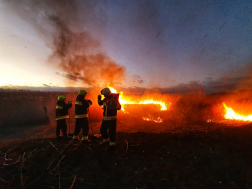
left=107, top=84, right=170, bottom=123
left=142, top=115, right=163, bottom=123
left=108, top=84, right=169, bottom=111
left=223, top=103, right=252, bottom=122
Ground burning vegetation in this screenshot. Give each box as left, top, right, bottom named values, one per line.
left=223, top=103, right=252, bottom=122
left=1, top=88, right=252, bottom=132
left=106, top=84, right=170, bottom=124
left=1, top=89, right=252, bottom=188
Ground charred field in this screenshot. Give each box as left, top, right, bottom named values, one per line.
left=1, top=89, right=252, bottom=189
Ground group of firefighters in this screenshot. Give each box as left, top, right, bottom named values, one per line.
left=55, top=88, right=121, bottom=151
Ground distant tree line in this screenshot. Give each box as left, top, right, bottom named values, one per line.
left=0, top=88, right=74, bottom=99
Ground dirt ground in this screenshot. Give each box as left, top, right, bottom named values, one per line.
left=1, top=122, right=252, bottom=189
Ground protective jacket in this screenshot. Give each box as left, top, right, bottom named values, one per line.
left=98, top=94, right=121, bottom=120
left=55, top=101, right=72, bottom=120
left=75, top=95, right=92, bottom=118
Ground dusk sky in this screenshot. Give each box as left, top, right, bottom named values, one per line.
left=1, top=0, right=252, bottom=93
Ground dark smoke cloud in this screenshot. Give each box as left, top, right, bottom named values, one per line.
left=132, top=75, right=145, bottom=84
left=43, top=84, right=50, bottom=87
left=233, top=62, right=252, bottom=91
left=158, top=81, right=203, bottom=94
left=200, top=62, right=252, bottom=93
left=158, top=77, right=242, bottom=94
left=4, top=0, right=126, bottom=87
left=150, top=62, right=252, bottom=94
left=157, top=75, right=249, bottom=94
left=138, top=80, right=144, bottom=84
left=48, top=14, right=125, bottom=86
left=121, top=75, right=249, bottom=94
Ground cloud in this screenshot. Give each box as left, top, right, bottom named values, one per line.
left=158, top=74, right=252, bottom=94
left=138, top=80, right=144, bottom=84
left=132, top=75, right=144, bottom=84
left=43, top=84, right=51, bottom=87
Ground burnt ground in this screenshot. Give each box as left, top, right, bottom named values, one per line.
left=0, top=124, right=252, bottom=189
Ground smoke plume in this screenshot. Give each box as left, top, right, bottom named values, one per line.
left=3, top=0, right=126, bottom=87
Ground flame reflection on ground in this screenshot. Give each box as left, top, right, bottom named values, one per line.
left=142, top=114, right=163, bottom=123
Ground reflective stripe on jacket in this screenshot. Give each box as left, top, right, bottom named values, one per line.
left=55, top=100, right=72, bottom=120
left=75, top=114, right=88, bottom=118
left=55, top=115, right=70, bottom=120
left=75, top=95, right=91, bottom=118
left=103, top=115, right=117, bottom=120
left=75, top=101, right=83, bottom=106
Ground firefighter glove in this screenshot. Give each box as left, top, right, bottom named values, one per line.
left=98, top=95, right=101, bottom=102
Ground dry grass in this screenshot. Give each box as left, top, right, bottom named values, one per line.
left=1, top=89, right=252, bottom=132
left=0, top=127, right=252, bottom=189
left=1, top=89, right=252, bottom=188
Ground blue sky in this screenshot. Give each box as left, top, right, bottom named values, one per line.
left=1, top=0, right=252, bottom=93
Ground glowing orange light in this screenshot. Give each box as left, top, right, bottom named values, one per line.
left=142, top=115, right=163, bottom=123
left=107, top=83, right=169, bottom=111
left=107, top=83, right=170, bottom=123
left=223, top=103, right=252, bottom=122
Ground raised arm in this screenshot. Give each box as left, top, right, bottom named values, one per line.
left=98, top=95, right=104, bottom=106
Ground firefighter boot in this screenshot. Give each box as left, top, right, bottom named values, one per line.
left=107, top=142, right=116, bottom=151
left=100, top=138, right=109, bottom=145
left=72, top=135, right=79, bottom=141
left=81, top=136, right=89, bottom=144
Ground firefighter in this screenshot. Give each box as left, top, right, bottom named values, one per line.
left=55, top=95, right=72, bottom=139
left=98, top=88, right=121, bottom=151
left=73, top=90, right=92, bottom=143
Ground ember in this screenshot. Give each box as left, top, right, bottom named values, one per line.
left=142, top=115, right=163, bottom=123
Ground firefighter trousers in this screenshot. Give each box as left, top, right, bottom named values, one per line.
left=74, top=118, right=89, bottom=136
left=56, top=119, right=67, bottom=137
left=100, top=119, right=117, bottom=142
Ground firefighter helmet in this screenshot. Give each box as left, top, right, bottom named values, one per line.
left=58, top=95, right=66, bottom=101
left=101, top=88, right=111, bottom=96
left=78, top=90, right=87, bottom=95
